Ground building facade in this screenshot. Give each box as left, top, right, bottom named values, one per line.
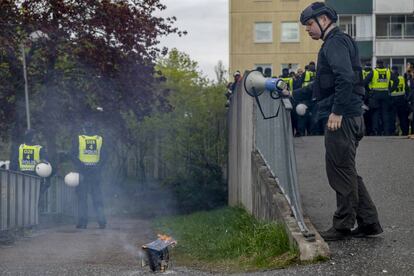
left=230, top=0, right=414, bottom=77
left=229, top=0, right=321, bottom=78
left=328, top=0, right=414, bottom=73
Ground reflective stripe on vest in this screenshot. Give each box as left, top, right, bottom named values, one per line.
left=391, top=76, right=406, bottom=96
left=78, top=135, right=102, bottom=165
left=19, top=144, right=41, bottom=171
left=280, top=77, right=293, bottom=92
left=302, top=71, right=315, bottom=87
left=371, top=68, right=390, bottom=91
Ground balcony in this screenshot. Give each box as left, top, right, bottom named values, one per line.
left=376, top=22, right=414, bottom=39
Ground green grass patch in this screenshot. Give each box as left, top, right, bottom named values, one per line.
left=153, top=207, right=299, bottom=272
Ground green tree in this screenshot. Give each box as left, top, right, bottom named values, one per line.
left=142, top=49, right=228, bottom=212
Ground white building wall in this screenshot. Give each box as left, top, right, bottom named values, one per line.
left=375, top=0, right=414, bottom=14
left=376, top=40, right=414, bottom=56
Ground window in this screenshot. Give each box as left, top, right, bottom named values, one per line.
left=281, top=63, right=299, bottom=74
left=376, top=15, right=414, bottom=39
left=255, top=64, right=272, bottom=77
left=255, top=22, right=273, bottom=43
left=339, top=16, right=355, bottom=37
left=355, top=15, right=372, bottom=41
left=281, top=22, right=299, bottom=42
left=339, top=15, right=372, bottom=41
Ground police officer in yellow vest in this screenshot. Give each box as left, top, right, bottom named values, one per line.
left=279, top=68, right=294, bottom=93
left=363, top=60, right=398, bottom=135
left=71, top=120, right=107, bottom=229
left=10, top=129, right=51, bottom=194
left=279, top=68, right=297, bottom=135
left=390, top=66, right=410, bottom=135
left=362, top=62, right=373, bottom=135
left=301, top=62, right=316, bottom=88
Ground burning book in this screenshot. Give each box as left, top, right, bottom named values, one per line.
left=141, top=234, right=177, bottom=272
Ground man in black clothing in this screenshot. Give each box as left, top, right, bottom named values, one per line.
left=288, top=2, right=383, bottom=241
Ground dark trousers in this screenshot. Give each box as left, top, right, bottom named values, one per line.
left=76, top=171, right=106, bottom=227
left=325, top=116, right=380, bottom=230
left=369, top=92, right=393, bottom=135
left=391, top=96, right=410, bottom=135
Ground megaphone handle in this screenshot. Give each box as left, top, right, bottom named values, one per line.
left=254, top=94, right=280, bottom=120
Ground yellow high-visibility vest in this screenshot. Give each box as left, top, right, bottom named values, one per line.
left=391, top=76, right=406, bottom=96
left=78, top=135, right=102, bottom=165
left=19, top=144, right=41, bottom=171
left=371, top=68, right=391, bottom=91
left=280, top=77, right=294, bottom=93
left=362, top=69, right=372, bottom=89
left=302, top=71, right=315, bottom=87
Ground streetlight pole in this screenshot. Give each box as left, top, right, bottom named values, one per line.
left=21, top=43, right=31, bottom=130
left=20, top=30, right=49, bottom=130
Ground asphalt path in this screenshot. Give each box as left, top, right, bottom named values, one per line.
left=274, top=136, right=414, bottom=276
left=1, top=136, right=413, bottom=275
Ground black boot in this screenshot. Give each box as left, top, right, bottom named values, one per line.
left=320, top=227, right=351, bottom=241
left=351, top=223, right=383, bottom=238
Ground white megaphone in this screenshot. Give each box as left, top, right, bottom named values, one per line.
left=64, top=172, right=80, bottom=187
left=243, top=70, right=287, bottom=98
left=35, top=162, right=53, bottom=178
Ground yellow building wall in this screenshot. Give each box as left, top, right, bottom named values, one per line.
left=229, top=0, right=324, bottom=77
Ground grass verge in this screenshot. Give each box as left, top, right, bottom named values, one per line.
left=153, top=207, right=299, bottom=272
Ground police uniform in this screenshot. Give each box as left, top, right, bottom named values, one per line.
left=295, top=70, right=316, bottom=136
left=10, top=138, right=51, bottom=195
left=362, top=67, right=373, bottom=135
left=294, top=13, right=382, bottom=237
left=72, top=132, right=107, bottom=229
left=364, top=67, right=398, bottom=135
left=390, top=74, right=410, bottom=135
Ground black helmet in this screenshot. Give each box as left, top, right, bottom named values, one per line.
left=300, top=2, right=338, bottom=25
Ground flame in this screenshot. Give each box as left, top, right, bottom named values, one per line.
left=157, top=234, right=173, bottom=241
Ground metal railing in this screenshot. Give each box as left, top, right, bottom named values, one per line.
left=254, top=92, right=310, bottom=235
left=39, top=176, right=77, bottom=217
left=227, top=74, right=311, bottom=237
left=377, top=22, right=414, bottom=39
left=1, top=169, right=77, bottom=231
left=0, top=169, right=41, bottom=230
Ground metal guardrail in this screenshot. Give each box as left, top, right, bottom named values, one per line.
left=227, top=75, right=312, bottom=238
left=1, top=169, right=77, bottom=232
left=0, top=169, right=41, bottom=230
left=254, top=92, right=311, bottom=236
left=39, top=176, right=77, bottom=217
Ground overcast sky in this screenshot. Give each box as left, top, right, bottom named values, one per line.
left=158, top=0, right=228, bottom=81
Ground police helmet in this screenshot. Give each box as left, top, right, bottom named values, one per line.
left=24, top=129, right=36, bottom=144
left=64, top=172, right=80, bottom=187
left=35, top=161, right=53, bottom=178
left=300, top=2, right=338, bottom=25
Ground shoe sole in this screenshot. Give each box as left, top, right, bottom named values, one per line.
left=322, top=236, right=352, bottom=241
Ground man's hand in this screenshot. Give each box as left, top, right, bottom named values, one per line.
left=327, top=113, right=343, bottom=131
left=281, top=88, right=290, bottom=97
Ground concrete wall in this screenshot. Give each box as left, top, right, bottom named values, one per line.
left=376, top=40, right=414, bottom=56
left=227, top=75, right=329, bottom=260
left=227, top=76, right=254, bottom=212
